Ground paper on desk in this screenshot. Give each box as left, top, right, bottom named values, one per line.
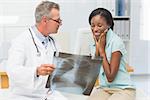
left=0, top=89, right=68, bottom=100
left=46, top=90, right=68, bottom=100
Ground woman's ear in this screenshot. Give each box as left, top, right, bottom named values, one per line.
left=107, top=25, right=110, bottom=29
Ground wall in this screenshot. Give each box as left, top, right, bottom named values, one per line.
left=0, top=0, right=97, bottom=54
left=129, top=0, right=149, bottom=74
left=0, top=0, right=149, bottom=74
left=58, top=0, right=97, bottom=52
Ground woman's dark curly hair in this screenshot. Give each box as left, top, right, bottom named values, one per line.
left=89, top=8, right=114, bottom=30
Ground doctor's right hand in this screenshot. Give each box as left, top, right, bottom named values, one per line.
left=36, top=64, right=55, bottom=76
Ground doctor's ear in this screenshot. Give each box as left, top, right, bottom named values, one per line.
left=41, top=16, right=48, bottom=23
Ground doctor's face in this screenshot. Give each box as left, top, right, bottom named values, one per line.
left=90, top=15, right=109, bottom=40
left=46, top=8, right=61, bottom=34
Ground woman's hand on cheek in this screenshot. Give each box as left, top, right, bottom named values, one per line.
left=93, top=35, right=100, bottom=56
left=93, top=28, right=108, bottom=57
left=99, top=35, right=106, bottom=57
left=98, top=29, right=108, bottom=57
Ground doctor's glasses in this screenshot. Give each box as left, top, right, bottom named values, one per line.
left=49, top=18, right=62, bottom=25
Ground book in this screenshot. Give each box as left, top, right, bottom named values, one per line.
left=117, top=0, right=125, bottom=16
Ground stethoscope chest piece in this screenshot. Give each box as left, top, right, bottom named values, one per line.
left=37, top=52, right=41, bottom=57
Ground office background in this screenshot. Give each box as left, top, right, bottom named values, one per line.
left=0, top=0, right=150, bottom=96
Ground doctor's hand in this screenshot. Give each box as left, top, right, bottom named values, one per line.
left=36, top=64, right=55, bottom=76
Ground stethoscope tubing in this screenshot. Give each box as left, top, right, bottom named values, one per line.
left=29, top=28, right=57, bottom=57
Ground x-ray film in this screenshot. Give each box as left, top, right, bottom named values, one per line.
left=45, top=52, right=102, bottom=95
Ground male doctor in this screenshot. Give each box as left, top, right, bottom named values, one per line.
left=6, top=1, right=62, bottom=99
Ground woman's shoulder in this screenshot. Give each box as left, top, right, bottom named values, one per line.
left=111, top=32, right=124, bottom=46
left=107, top=29, right=124, bottom=47
left=111, top=31, right=127, bottom=56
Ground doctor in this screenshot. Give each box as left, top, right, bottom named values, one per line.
left=6, top=1, right=62, bottom=99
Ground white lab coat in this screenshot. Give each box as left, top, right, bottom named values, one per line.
left=6, top=27, right=60, bottom=99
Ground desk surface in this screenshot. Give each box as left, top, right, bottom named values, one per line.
left=1, top=88, right=150, bottom=100
left=0, top=89, right=88, bottom=100
left=62, top=92, right=88, bottom=100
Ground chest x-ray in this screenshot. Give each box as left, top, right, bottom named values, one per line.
left=45, top=52, right=102, bottom=95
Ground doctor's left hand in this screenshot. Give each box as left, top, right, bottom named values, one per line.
left=36, top=64, right=55, bottom=76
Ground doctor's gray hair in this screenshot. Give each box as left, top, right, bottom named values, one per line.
left=35, top=1, right=59, bottom=23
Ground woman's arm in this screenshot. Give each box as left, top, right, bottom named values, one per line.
left=102, top=51, right=121, bottom=82
left=98, top=32, right=122, bottom=82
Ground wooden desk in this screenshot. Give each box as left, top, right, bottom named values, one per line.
left=0, top=72, right=9, bottom=89
left=0, top=89, right=89, bottom=100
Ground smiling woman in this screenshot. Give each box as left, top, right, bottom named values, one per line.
left=87, top=8, right=136, bottom=100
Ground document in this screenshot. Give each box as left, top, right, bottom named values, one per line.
left=45, top=90, right=68, bottom=100
left=46, top=52, right=102, bottom=95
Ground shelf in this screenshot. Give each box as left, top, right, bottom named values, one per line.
left=113, top=16, right=130, bottom=20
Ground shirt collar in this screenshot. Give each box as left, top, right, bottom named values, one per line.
left=31, top=25, right=49, bottom=43
left=106, top=28, right=114, bottom=48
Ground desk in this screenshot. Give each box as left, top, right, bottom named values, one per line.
left=0, top=89, right=88, bottom=100
left=62, top=92, right=88, bottom=100
left=0, top=72, right=88, bottom=100
left=1, top=88, right=149, bottom=100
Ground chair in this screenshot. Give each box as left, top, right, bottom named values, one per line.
left=0, top=72, right=9, bottom=89
left=126, top=64, right=134, bottom=72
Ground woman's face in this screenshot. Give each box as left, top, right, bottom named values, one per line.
left=90, top=15, right=109, bottom=40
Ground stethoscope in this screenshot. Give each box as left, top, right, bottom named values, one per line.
left=29, top=28, right=57, bottom=57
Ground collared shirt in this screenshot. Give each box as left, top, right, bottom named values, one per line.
left=31, top=25, right=49, bottom=48
left=90, top=29, right=135, bottom=89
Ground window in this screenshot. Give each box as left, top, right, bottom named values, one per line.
left=140, top=0, right=150, bottom=40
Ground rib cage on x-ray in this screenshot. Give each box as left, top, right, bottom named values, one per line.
left=45, top=52, right=101, bottom=95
